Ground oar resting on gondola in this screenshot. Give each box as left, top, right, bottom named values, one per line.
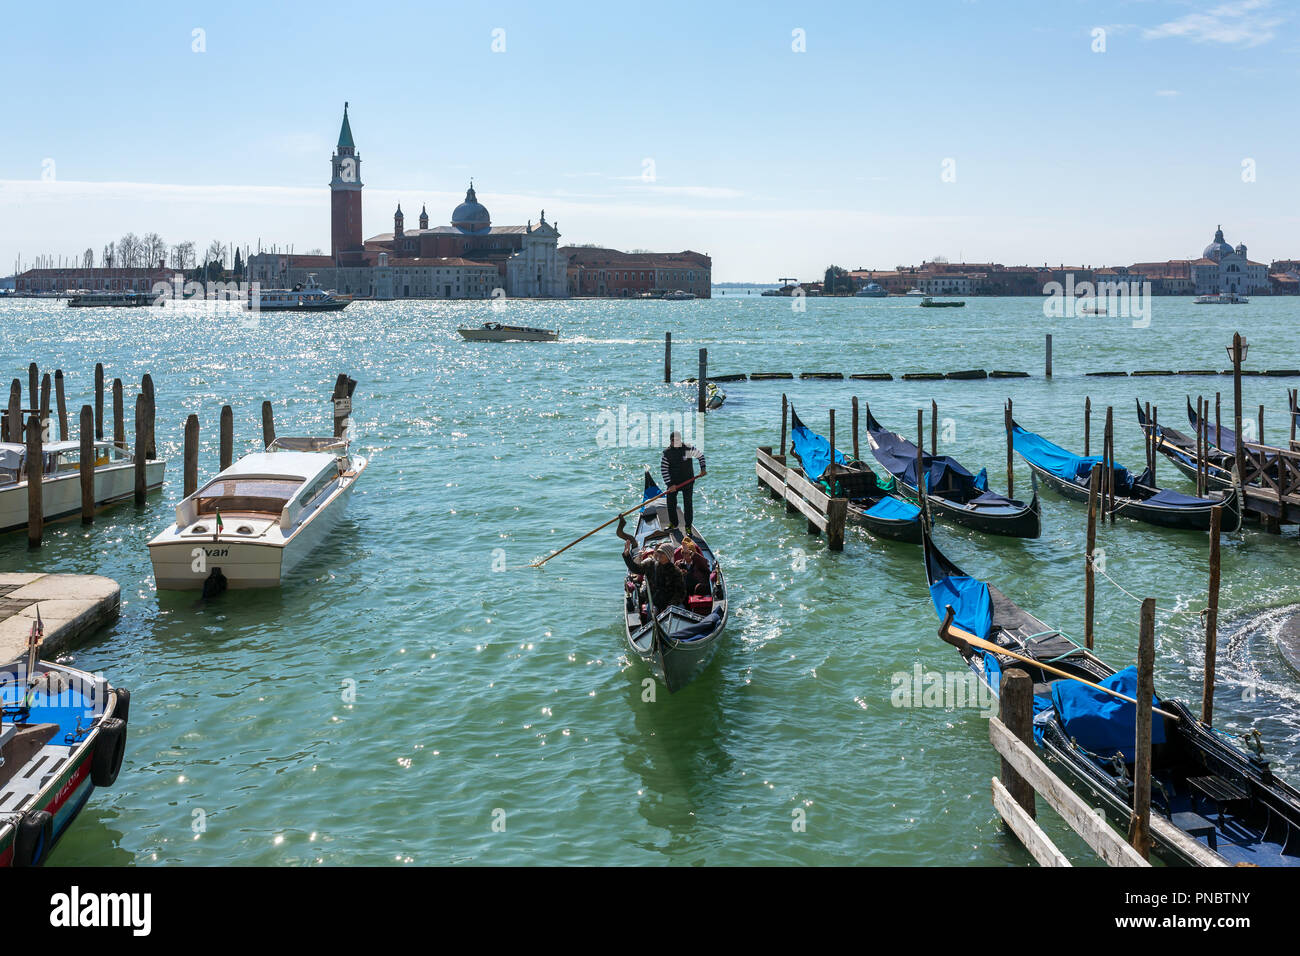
left=787, top=406, right=924, bottom=543
left=1011, top=419, right=1241, bottom=532
left=921, top=519, right=1300, bottom=866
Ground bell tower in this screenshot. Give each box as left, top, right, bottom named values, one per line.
left=330, top=102, right=364, bottom=263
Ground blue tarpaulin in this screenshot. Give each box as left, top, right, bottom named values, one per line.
left=864, top=496, right=921, bottom=521
left=1051, top=665, right=1166, bottom=763
left=790, top=409, right=847, bottom=480
left=1012, top=423, right=1140, bottom=490
left=929, top=575, right=993, bottom=642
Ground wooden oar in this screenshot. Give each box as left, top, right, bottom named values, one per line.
left=530, top=474, right=700, bottom=568
left=937, top=606, right=1180, bottom=721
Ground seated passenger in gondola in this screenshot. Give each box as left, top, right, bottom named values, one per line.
left=673, top=537, right=710, bottom=596
left=617, top=518, right=687, bottom=611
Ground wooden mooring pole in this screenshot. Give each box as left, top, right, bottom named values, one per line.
left=25, top=412, right=43, bottom=548
left=1104, top=405, right=1115, bottom=524
left=54, top=370, right=68, bottom=441
left=1004, top=399, right=1014, bottom=498
left=28, top=363, right=37, bottom=411
left=7, top=380, right=20, bottom=442
left=999, top=669, right=1036, bottom=817
left=1202, top=505, right=1222, bottom=726
left=142, top=374, right=156, bottom=460
left=1045, top=333, right=1052, bottom=379
left=930, top=400, right=937, bottom=457
left=1084, top=396, right=1091, bottom=456
left=79, top=405, right=94, bottom=524
left=95, top=362, right=104, bottom=439
left=780, top=394, right=788, bottom=456
left=262, top=401, right=276, bottom=448
left=851, top=396, right=860, bottom=463
left=1129, top=597, right=1156, bottom=860
left=1150, top=404, right=1158, bottom=482
left=697, top=349, right=706, bottom=414
left=184, top=414, right=200, bottom=497
left=664, top=332, right=671, bottom=384
left=39, top=374, right=50, bottom=439
left=219, top=404, right=234, bottom=470
left=1232, top=332, right=1245, bottom=490
left=133, top=394, right=148, bottom=505
left=1085, top=463, right=1100, bottom=650
left=112, top=379, right=124, bottom=450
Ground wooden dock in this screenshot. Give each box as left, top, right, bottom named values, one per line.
left=755, top=446, right=848, bottom=551
left=0, top=572, right=121, bottom=663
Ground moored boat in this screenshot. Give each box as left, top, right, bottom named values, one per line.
left=662, top=290, right=696, bottom=300
left=864, top=407, right=1040, bottom=538
left=147, top=435, right=366, bottom=590
left=855, top=282, right=887, bottom=298
left=919, top=296, right=965, bottom=307
left=622, top=470, right=726, bottom=692
left=922, top=521, right=1300, bottom=866
left=788, top=407, right=924, bottom=543
left=1135, top=399, right=1234, bottom=491
left=457, top=322, right=558, bottom=342
left=705, top=382, right=726, bottom=410
left=1011, top=420, right=1240, bottom=532
left=0, top=440, right=165, bottom=534
left=1193, top=292, right=1249, bottom=304
left=0, top=623, right=129, bottom=866
left=66, top=291, right=160, bottom=308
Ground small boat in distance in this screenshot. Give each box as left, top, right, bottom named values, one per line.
left=148, top=435, right=366, bottom=590
left=622, top=470, right=727, bottom=692
left=919, top=296, right=965, bottom=308
left=855, top=282, right=887, bottom=297
left=0, top=440, right=165, bottom=534
left=663, top=290, right=696, bottom=300
left=705, top=382, right=726, bottom=410
left=247, top=274, right=351, bottom=312
left=0, top=626, right=129, bottom=866
left=905, top=288, right=925, bottom=296
left=457, top=322, right=559, bottom=342
left=1193, top=292, right=1249, bottom=304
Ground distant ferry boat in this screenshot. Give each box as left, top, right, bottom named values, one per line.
left=458, top=323, right=558, bottom=342
left=1193, top=292, right=1249, bottom=305
left=905, top=288, right=925, bottom=296
left=67, top=291, right=159, bottom=308
left=855, top=282, right=887, bottom=297
left=248, top=275, right=351, bottom=312
left=919, top=296, right=965, bottom=308
left=663, top=290, right=696, bottom=300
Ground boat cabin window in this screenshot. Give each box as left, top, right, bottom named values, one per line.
left=299, top=469, right=338, bottom=508
left=195, top=477, right=303, bottom=516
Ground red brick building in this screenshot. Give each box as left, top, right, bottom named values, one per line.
left=562, top=247, right=711, bottom=297
left=14, top=264, right=171, bottom=294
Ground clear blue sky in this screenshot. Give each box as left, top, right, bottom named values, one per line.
left=3, top=0, right=1297, bottom=280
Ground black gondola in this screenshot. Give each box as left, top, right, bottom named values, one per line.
left=922, top=520, right=1300, bottom=866
left=1135, top=399, right=1234, bottom=491
left=863, top=406, right=1040, bottom=538
left=1011, top=420, right=1241, bottom=532
left=787, top=407, right=924, bottom=543
left=622, top=470, right=727, bottom=692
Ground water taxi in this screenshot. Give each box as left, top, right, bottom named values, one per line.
left=0, top=441, right=164, bottom=534
left=457, top=323, right=558, bottom=342
left=855, top=282, right=887, bottom=297
left=67, top=291, right=160, bottom=308
left=1193, top=292, right=1249, bottom=304
left=147, top=436, right=366, bottom=590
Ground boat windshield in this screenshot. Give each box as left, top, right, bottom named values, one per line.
left=195, top=476, right=302, bottom=516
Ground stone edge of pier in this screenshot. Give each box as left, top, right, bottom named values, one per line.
left=0, top=572, right=121, bottom=664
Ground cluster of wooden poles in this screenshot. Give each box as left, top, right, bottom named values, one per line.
left=3, top=363, right=158, bottom=548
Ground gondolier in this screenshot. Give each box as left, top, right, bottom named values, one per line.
left=659, top=432, right=706, bottom=532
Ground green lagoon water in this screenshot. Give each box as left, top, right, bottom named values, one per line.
left=0, top=292, right=1297, bottom=866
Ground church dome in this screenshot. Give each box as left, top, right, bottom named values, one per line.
left=1203, top=225, right=1234, bottom=261
left=452, top=183, right=491, bottom=233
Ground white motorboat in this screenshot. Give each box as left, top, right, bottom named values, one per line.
left=855, top=282, right=887, bottom=297
left=147, top=436, right=366, bottom=590
left=1193, top=292, right=1249, bottom=304
left=457, top=322, right=558, bottom=342
left=905, top=288, right=925, bottom=296
left=662, top=290, right=696, bottom=300
left=247, top=275, right=351, bottom=312
left=0, top=440, right=165, bottom=534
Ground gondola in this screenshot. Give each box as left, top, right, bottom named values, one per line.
left=863, top=406, right=1040, bottom=538
left=622, top=470, right=727, bottom=692
left=922, top=520, right=1300, bottom=866
left=1011, top=420, right=1240, bottom=532
left=1135, top=399, right=1234, bottom=491
left=788, top=407, right=924, bottom=543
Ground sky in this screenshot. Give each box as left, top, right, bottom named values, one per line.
left=2, top=0, right=1298, bottom=281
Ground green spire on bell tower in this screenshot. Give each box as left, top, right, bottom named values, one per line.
left=338, top=102, right=355, bottom=151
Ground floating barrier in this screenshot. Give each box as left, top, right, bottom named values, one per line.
left=946, top=369, right=988, bottom=380
left=901, top=372, right=945, bottom=381
left=1131, top=370, right=1175, bottom=377
left=990, top=370, right=1030, bottom=379
left=849, top=373, right=893, bottom=381
left=1086, top=371, right=1128, bottom=377
left=800, top=372, right=844, bottom=380
left=1178, top=370, right=1219, bottom=376
left=709, top=373, right=748, bottom=382
left=1265, top=369, right=1300, bottom=377
left=750, top=372, right=794, bottom=380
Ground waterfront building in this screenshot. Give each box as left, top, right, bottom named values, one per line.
left=562, top=247, right=711, bottom=298
left=14, top=263, right=171, bottom=294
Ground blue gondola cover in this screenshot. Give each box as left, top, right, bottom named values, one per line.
left=1051, top=665, right=1165, bottom=763
left=864, top=497, right=921, bottom=521
left=929, top=575, right=993, bottom=642
left=790, top=413, right=848, bottom=480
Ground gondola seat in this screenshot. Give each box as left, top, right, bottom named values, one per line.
left=1171, top=811, right=1218, bottom=849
